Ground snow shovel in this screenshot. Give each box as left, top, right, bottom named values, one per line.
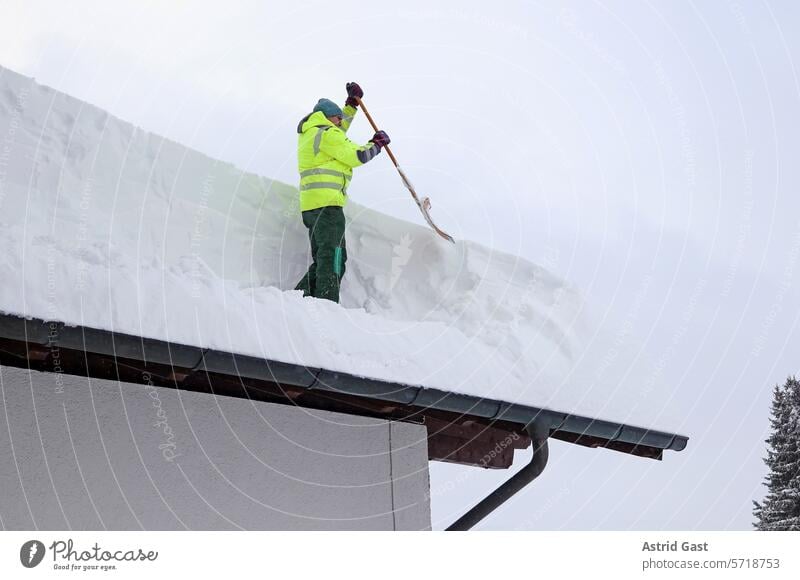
left=355, top=97, right=455, bottom=244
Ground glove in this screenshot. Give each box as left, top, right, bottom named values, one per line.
left=371, top=130, right=390, bottom=149
left=345, top=82, right=364, bottom=107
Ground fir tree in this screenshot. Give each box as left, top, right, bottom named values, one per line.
left=753, top=376, right=800, bottom=530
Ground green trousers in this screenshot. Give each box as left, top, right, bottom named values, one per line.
left=295, top=206, right=347, bottom=303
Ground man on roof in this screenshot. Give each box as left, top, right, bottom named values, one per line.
left=294, top=82, right=390, bottom=303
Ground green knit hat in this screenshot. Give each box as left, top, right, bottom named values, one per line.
left=313, top=98, right=343, bottom=118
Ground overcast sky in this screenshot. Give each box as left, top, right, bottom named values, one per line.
left=1, top=0, right=798, bottom=530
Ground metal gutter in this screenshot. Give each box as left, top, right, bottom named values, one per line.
left=0, top=313, right=689, bottom=458
left=446, top=420, right=550, bottom=531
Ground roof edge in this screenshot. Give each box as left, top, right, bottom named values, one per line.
left=0, top=313, right=688, bottom=456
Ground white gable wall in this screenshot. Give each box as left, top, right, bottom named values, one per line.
left=0, top=365, right=431, bottom=530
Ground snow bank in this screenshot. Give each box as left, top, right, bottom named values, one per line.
left=0, top=66, right=676, bottom=430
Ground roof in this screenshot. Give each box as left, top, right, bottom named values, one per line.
left=0, top=313, right=688, bottom=466
left=1, top=64, right=685, bottom=444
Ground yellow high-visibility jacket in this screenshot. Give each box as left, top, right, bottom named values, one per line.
left=296, top=105, right=380, bottom=212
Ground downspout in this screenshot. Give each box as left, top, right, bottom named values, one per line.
left=446, top=420, right=550, bottom=531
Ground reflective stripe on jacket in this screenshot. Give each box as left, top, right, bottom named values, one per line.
left=296, top=105, right=379, bottom=212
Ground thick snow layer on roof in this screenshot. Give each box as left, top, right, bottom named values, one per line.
left=0, top=66, right=679, bottom=431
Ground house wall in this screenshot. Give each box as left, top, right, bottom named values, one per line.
left=0, top=365, right=431, bottom=530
